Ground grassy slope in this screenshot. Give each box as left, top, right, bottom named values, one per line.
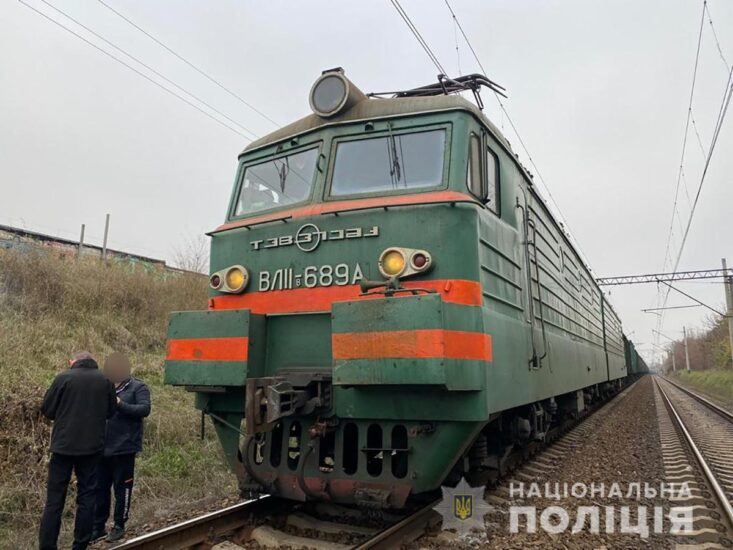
left=0, top=250, right=235, bottom=548
left=671, top=369, right=733, bottom=408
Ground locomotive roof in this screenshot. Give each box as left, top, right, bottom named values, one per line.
left=242, top=95, right=513, bottom=155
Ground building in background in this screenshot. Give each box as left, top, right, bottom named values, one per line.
left=0, top=224, right=167, bottom=270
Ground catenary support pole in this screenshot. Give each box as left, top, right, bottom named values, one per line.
left=77, top=223, right=85, bottom=259
left=683, top=326, right=691, bottom=372
left=722, top=258, right=733, bottom=367
left=102, top=213, right=110, bottom=262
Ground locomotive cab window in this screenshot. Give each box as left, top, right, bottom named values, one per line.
left=466, top=133, right=500, bottom=215
left=467, top=133, right=482, bottom=198
left=233, top=147, right=319, bottom=218
left=329, top=129, right=446, bottom=197
left=485, top=146, right=499, bottom=214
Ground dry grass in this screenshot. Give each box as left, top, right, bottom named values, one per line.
left=672, top=369, right=733, bottom=408
left=0, top=249, right=236, bottom=548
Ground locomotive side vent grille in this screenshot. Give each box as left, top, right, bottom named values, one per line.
left=342, top=423, right=359, bottom=475
left=270, top=422, right=283, bottom=467
left=287, top=422, right=302, bottom=471
left=391, top=425, right=409, bottom=479
left=366, top=424, right=383, bottom=477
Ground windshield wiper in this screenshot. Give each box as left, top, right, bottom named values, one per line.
left=274, top=156, right=290, bottom=192
left=387, top=123, right=403, bottom=187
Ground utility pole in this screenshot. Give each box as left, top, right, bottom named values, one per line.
left=683, top=325, right=691, bottom=372
left=653, top=329, right=678, bottom=373
left=668, top=346, right=676, bottom=373
left=102, top=214, right=110, bottom=262
left=722, top=258, right=733, bottom=367
left=77, top=223, right=85, bottom=259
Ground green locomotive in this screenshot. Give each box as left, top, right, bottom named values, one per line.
left=164, top=69, right=647, bottom=508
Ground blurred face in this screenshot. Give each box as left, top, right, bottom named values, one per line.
left=104, top=358, right=130, bottom=384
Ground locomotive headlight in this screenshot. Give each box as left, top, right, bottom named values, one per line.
left=380, top=249, right=407, bottom=277
left=310, top=73, right=347, bottom=116
left=378, top=247, right=432, bottom=279
left=309, top=68, right=367, bottom=118
left=210, top=265, right=249, bottom=293
left=225, top=266, right=248, bottom=293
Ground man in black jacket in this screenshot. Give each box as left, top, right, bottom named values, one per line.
left=92, top=353, right=151, bottom=543
left=39, top=351, right=117, bottom=550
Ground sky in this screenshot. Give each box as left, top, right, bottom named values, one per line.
left=1, top=0, right=732, bottom=365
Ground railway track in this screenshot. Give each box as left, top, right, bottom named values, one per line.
left=662, top=376, right=733, bottom=424
left=109, top=379, right=647, bottom=549
left=655, top=376, right=733, bottom=538
left=109, top=493, right=440, bottom=550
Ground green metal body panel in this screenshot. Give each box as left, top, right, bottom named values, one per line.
left=266, top=313, right=333, bottom=372
left=164, top=101, right=633, bottom=504
left=165, top=310, right=255, bottom=386
left=332, top=294, right=484, bottom=390
left=164, top=361, right=244, bottom=387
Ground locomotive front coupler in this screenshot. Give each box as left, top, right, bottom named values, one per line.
left=245, top=370, right=332, bottom=434
left=359, top=276, right=437, bottom=297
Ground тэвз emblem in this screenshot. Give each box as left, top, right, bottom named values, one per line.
left=295, top=223, right=321, bottom=252
left=249, top=224, right=379, bottom=252
left=434, top=477, right=492, bottom=537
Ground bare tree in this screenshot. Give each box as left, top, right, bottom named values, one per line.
left=173, top=235, right=209, bottom=274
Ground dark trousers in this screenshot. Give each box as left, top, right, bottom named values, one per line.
left=93, top=453, right=136, bottom=531
left=39, top=452, right=100, bottom=550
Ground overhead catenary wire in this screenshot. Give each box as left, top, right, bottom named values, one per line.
left=450, top=8, right=462, bottom=74
left=669, top=68, right=733, bottom=276
left=442, top=0, right=596, bottom=272
left=35, top=0, right=259, bottom=140
left=666, top=54, right=733, bottom=282
left=655, top=3, right=733, bottom=353
left=95, top=0, right=279, bottom=127
left=18, top=0, right=253, bottom=140
left=690, top=113, right=709, bottom=158
left=390, top=0, right=447, bottom=75
left=661, top=0, right=706, bottom=274
left=652, top=0, right=708, bottom=351
left=705, top=2, right=730, bottom=73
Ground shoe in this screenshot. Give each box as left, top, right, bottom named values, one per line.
left=105, top=525, right=125, bottom=542
left=90, top=528, right=107, bottom=542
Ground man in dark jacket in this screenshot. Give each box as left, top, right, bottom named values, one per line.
left=92, top=352, right=151, bottom=543
left=39, top=351, right=117, bottom=550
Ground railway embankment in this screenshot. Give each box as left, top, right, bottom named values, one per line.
left=414, top=376, right=733, bottom=548
left=671, top=369, right=733, bottom=410
left=0, top=250, right=234, bottom=548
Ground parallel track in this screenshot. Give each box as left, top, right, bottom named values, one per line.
left=662, top=376, right=733, bottom=423
left=655, top=377, right=733, bottom=529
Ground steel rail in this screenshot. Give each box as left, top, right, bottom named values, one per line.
left=661, top=376, right=733, bottom=423
left=110, top=492, right=436, bottom=550
left=655, top=378, right=733, bottom=529
left=109, top=496, right=272, bottom=550
left=110, top=378, right=645, bottom=549
left=354, top=499, right=440, bottom=550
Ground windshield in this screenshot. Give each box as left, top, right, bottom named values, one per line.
left=234, top=148, right=318, bottom=217
left=330, top=129, right=446, bottom=197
